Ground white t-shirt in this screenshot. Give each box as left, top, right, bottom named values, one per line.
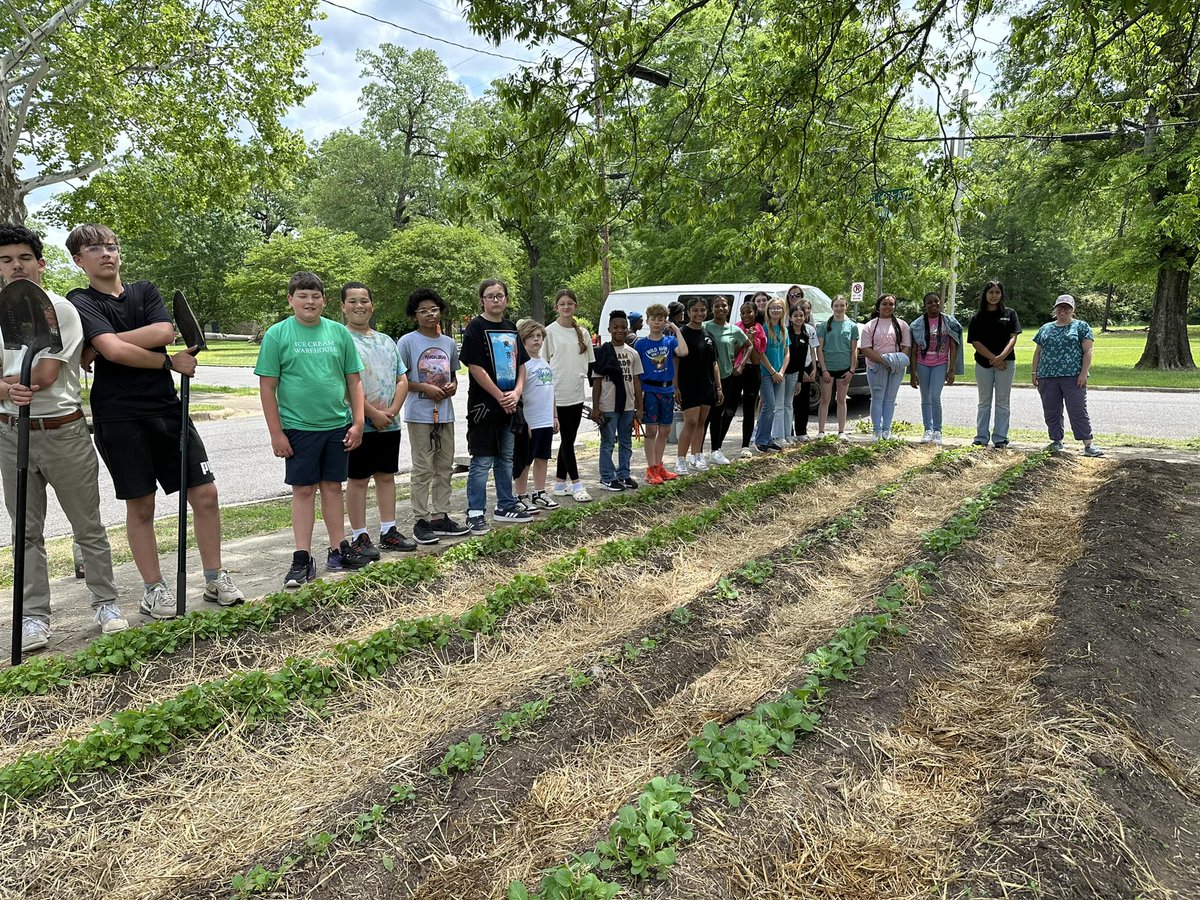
left=543, top=320, right=595, bottom=406
left=522, top=357, right=556, bottom=429
left=1, top=293, right=84, bottom=419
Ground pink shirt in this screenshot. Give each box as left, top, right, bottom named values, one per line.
left=734, top=322, right=765, bottom=369
left=861, top=316, right=911, bottom=370
left=916, top=315, right=950, bottom=366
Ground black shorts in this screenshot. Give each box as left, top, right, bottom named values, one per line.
left=284, top=427, right=348, bottom=486
left=347, top=429, right=402, bottom=480
left=678, top=380, right=717, bottom=410
left=827, top=368, right=850, bottom=381
left=94, top=415, right=214, bottom=500
left=527, top=426, right=553, bottom=461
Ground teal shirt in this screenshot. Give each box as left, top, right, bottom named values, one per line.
left=255, top=316, right=363, bottom=431
left=817, top=318, right=860, bottom=371
left=1033, top=319, right=1093, bottom=378
left=703, top=321, right=751, bottom=378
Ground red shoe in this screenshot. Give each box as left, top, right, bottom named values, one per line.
left=646, top=466, right=664, bottom=485
left=657, top=464, right=678, bottom=481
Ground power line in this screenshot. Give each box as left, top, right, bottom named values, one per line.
left=318, top=0, right=537, bottom=64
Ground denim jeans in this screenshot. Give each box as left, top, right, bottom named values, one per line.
left=599, top=410, right=634, bottom=481
left=975, top=363, right=1015, bottom=444
left=757, top=374, right=783, bottom=446
left=466, top=425, right=516, bottom=515
left=773, top=372, right=799, bottom=441
left=866, top=362, right=906, bottom=436
left=917, top=362, right=948, bottom=431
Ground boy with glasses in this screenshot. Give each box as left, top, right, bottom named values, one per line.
left=397, top=288, right=469, bottom=545
left=66, top=223, right=243, bottom=619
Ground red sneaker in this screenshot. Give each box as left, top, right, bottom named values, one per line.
left=646, top=466, right=664, bottom=485
left=657, top=464, right=678, bottom=481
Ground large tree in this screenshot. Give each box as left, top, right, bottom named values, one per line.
left=0, top=0, right=319, bottom=224
left=1002, top=1, right=1200, bottom=368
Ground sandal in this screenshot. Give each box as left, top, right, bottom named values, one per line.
left=572, top=488, right=593, bottom=503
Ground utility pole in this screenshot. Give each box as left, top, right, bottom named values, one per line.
left=945, top=89, right=969, bottom=316
left=875, top=233, right=884, bottom=301
left=593, top=52, right=612, bottom=301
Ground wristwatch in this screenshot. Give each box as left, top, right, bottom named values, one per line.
left=162, top=353, right=173, bottom=370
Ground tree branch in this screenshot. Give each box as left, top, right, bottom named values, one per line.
left=5, top=59, right=49, bottom=170
left=1, top=0, right=91, bottom=79
left=18, top=157, right=105, bottom=195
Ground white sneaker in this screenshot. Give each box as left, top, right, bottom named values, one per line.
left=674, top=458, right=690, bottom=476
left=94, top=603, right=129, bottom=635
left=693, top=455, right=709, bottom=471
left=203, top=569, right=245, bottom=607
left=21, top=618, right=50, bottom=652
left=883, top=430, right=892, bottom=440
left=739, top=447, right=753, bottom=459
left=795, top=434, right=811, bottom=443
left=933, top=430, right=943, bottom=445
left=837, top=432, right=849, bottom=441
left=710, top=450, right=730, bottom=465
left=140, top=582, right=177, bottom=620
left=921, top=429, right=934, bottom=444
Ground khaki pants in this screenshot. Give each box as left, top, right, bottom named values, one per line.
left=0, top=416, right=118, bottom=623
left=406, top=422, right=455, bottom=521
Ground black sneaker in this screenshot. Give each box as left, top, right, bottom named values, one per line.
left=494, top=506, right=533, bottom=523
left=430, top=515, right=470, bottom=537
left=379, top=526, right=417, bottom=552
left=621, top=476, right=639, bottom=490
left=285, top=550, right=316, bottom=589
left=466, top=514, right=490, bottom=535
left=413, top=519, right=440, bottom=545
left=599, top=479, right=625, bottom=492
left=353, top=532, right=381, bottom=560
left=327, top=540, right=370, bottom=571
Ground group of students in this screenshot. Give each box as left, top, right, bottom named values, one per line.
left=0, top=218, right=1107, bottom=653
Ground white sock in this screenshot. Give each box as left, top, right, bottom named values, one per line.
left=352, top=528, right=368, bottom=540
left=571, top=481, right=583, bottom=491
left=379, top=520, right=395, bottom=536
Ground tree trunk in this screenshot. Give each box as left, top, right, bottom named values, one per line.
left=1101, top=283, right=1114, bottom=333
left=526, top=240, right=544, bottom=323
left=0, top=163, right=28, bottom=224
left=1137, top=245, right=1197, bottom=369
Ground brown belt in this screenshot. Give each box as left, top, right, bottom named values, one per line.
left=0, top=409, right=85, bottom=430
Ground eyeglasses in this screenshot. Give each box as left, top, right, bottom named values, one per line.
left=415, top=307, right=441, bottom=316
left=81, top=243, right=120, bottom=255
left=482, top=293, right=507, bottom=301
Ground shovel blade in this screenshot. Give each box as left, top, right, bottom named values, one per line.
left=0, top=279, right=63, bottom=354
left=172, top=290, right=207, bottom=352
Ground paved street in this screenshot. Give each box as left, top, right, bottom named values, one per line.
left=0, top=361, right=1194, bottom=543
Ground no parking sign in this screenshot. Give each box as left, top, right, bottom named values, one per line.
left=850, top=281, right=865, bottom=305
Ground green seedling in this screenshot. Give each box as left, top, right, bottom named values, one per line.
left=434, top=733, right=487, bottom=777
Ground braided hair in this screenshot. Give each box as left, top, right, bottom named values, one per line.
left=553, top=288, right=589, bottom=354
left=869, top=294, right=902, bottom=349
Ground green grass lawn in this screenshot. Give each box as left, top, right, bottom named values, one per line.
left=954, top=325, right=1200, bottom=389
left=196, top=340, right=261, bottom=367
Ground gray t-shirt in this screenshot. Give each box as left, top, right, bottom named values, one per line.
left=397, top=331, right=458, bottom=424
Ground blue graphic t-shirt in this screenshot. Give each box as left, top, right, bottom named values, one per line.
left=398, top=331, right=458, bottom=425
left=1033, top=319, right=1094, bottom=378
left=634, top=334, right=679, bottom=395
left=460, top=314, right=528, bottom=413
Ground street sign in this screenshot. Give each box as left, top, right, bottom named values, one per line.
left=871, top=187, right=913, bottom=205
left=850, top=282, right=865, bottom=305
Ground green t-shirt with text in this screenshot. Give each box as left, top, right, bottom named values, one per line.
left=255, top=316, right=363, bottom=431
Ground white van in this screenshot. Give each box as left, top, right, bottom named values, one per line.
left=597, top=283, right=868, bottom=400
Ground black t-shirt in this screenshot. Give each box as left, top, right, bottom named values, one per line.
left=459, top=315, right=528, bottom=414
left=677, top=325, right=718, bottom=390
left=69, top=281, right=179, bottom=422
left=967, top=307, right=1022, bottom=368
left=785, top=325, right=809, bottom=374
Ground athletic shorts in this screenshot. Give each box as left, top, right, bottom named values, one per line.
left=93, top=415, right=213, bottom=500
left=284, top=427, right=348, bottom=486
left=827, top=368, right=850, bottom=381
left=678, top=380, right=717, bottom=410
left=527, top=426, right=553, bottom=461
left=643, top=392, right=675, bottom=426
left=347, top=429, right=402, bottom=480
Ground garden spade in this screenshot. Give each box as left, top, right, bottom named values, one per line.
left=171, top=291, right=206, bottom=615
left=0, top=280, right=63, bottom=664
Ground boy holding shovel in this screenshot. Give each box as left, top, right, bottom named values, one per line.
left=0, top=224, right=125, bottom=651
left=67, top=224, right=243, bottom=619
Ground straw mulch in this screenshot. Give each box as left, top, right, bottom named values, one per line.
left=650, top=459, right=1182, bottom=900
left=0, top=449, right=953, bottom=900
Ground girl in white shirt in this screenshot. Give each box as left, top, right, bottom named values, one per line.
left=543, top=289, right=595, bottom=502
